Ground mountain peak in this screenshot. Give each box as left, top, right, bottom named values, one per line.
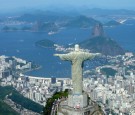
left=92, top=23, right=104, bottom=37
left=79, top=24, right=125, bottom=56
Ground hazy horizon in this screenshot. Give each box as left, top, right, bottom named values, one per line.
left=1, top=0, right=135, bottom=14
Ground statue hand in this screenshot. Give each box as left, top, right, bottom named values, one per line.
left=54, top=54, right=60, bottom=57
left=95, top=53, right=102, bottom=57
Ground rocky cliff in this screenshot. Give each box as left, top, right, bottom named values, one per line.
left=79, top=23, right=125, bottom=56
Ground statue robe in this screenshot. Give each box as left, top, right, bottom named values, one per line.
left=57, top=51, right=95, bottom=95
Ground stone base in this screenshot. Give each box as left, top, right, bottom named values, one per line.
left=57, top=94, right=104, bottom=115
left=57, top=91, right=104, bottom=115
left=57, top=102, right=102, bottom=115
left=68, top=92, right=88, bottom=108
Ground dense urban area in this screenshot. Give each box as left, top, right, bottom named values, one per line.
left=0, top=51, right=135, bottom=114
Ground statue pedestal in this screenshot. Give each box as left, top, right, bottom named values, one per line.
left=68, top=92, right=88, bottom=108
left=58, top=92, right=90, bottom=115
left=57, top=99, right=101, bottom=115
left=57, top=92, right=104, bottom=115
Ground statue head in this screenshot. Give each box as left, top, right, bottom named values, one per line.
left=75, top=44, right=80, bottom=52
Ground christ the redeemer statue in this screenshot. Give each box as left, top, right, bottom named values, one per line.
left=54, top=44, right=100, bottom=95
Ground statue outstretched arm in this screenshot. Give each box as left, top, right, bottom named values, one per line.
left=54, top=54, right=60, bottom=57
left=54, top=53, right=73, bottom=61
left=93, top=53, right=101, bottom=57
left=83, top=52, right=101, bottom=60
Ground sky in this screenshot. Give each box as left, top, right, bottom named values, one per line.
left=0, top=0, right=135, bottom=13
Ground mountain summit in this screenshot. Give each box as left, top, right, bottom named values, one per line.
left=92, top=23, right=104, bottom=37
left=79, top=23, right=125, bottom=56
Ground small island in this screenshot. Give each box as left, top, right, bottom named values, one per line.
left=35, top=39, right=55, bottom=48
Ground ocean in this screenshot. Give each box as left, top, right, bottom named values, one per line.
left=0, top=25, right=135, bottom=77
